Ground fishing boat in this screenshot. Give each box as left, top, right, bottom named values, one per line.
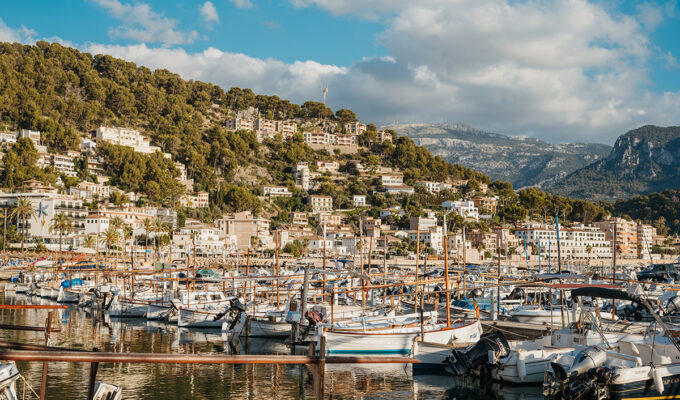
left=544, top=287, right=680, bottom=399
left=319, top=311, right=481, bottom=357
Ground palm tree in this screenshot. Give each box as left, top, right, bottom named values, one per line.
left=11, top=197, right=36, bottom=252
left=84, top=234, right=97, bottom=250
left=164, top=222, right=174, bottom=264
left=100, top=228, right=120, bottom=263
left=152, top=218, right=164, bottom=260
left=109, top=216, right=125, bottom=260
left=190, top=230, right=198, bottom=267
left=143, top=218, right=154, bottom=261
left=122, top=225, right=133, bottom=264
left=49, top=213, right=73, bottom=252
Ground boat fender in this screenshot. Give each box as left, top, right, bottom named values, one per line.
left=517, top=353, right=527, bottom=381
left=652, top=367, right=665, bottom=394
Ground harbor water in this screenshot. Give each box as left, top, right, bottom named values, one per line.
left=0, top=290, right=540, bottom=399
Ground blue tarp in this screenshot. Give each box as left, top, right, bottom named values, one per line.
left=61, top=279, right=84, bottom=288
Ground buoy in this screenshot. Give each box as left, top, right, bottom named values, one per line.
left=517, top=353, right=527, bottom=381
left=653, top=367, right=665, bottom=394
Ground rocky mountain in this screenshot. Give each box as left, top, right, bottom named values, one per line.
left=545, top=125, right=680, bottom=202
left=386, top=123, right=610, bottom=189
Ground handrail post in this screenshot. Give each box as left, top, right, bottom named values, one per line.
left=86, top=348, right=100, bottom=400
left=317, top=336, right=326, bottom=399
left=40, top=311, right=53, bottom=400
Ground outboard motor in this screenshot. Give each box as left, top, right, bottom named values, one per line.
left=299, top=306, right=327, bottom=341
left=551, top=346, right=607, bottom=381
left=446, top=331, right=510, bottom=376
left=666, top=296, right=680, bottom=315
left=506, top=288, right=525, bottom=300
left=226, top=296, right=247, bottom=330
left=468, top=288, right=483, bottom=299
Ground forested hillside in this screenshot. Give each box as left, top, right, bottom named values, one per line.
left=0, top=41, right=608, bottom=227
left=610, top=190, right=680, bottom=235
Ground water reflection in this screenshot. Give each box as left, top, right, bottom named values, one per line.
left=1, top=290, right=539, bottom=399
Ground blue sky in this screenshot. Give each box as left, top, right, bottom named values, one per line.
left=0, top=0, right=679, bottom=144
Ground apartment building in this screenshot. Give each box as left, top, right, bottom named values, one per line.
left=173, top=222, right=235, bottom=258
left=253, top=118, right=276, bottom=133
left=408, top=226, right=444, bottom=253
left=95, top=126, right=162, bottom=155
left=637, top=224, right=655, bottom=259
left=377, top=130, right=393, bottom=143
left=381, top=174, right=404, bottom=187
left=68, top=181, right=111, bottom=200
left=316, top=161, right=339, bottom=173
left=225, top=118, right=254, bottom=131
left=292, top=162, right=311, bottom=190
left=344, top=122, right=367, bottom=135
left=180, top=191, right=209, bottom=208
left=353, top=195, right=367, bottom=207
left=88, top=205, right=156, bottom=234
left=418, top=181, right=452, bottom=194
left=515, top=223, right=612, bottom=260
left=316, top=213, right=342, bottom=226
left=472, top=196, right=498, bottom=214
left=593, top=216, right=638, bottom=257
left=262, top=186, right=292, bottom=198
left=302, top=130, right=329, bottom=145
left=0, top=181, right=87, bottom=248
left=277, top=121, right=298, bottom=136
left=442, top=200, right=480, bottom=221
left=216, top=211, right=271, bottom=250
left=309, top=195, right=333, bottom=213
left=290, top=212, right=308, bottom=225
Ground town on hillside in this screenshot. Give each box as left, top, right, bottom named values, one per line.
left=0, top=123, right=673, bottom=266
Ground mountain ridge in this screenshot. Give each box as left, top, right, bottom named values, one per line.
left=545, top=125, right=680, bottom=201
left=385, top=123, right=611, bottom=189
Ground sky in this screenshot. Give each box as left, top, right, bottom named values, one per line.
left=0, top=0, right=679, bottom=144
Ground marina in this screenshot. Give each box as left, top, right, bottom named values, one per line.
left=1, top=249, right=680, bottom=399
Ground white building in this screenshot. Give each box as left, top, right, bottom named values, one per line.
left=309, top=195, right=333, bottom=213
left=514, top=224, right=612, bottom=260
left=344, top=122, right=367, bottom=135
left=0, top=181, right=87, bottom=249
left=292, top=162, right=311, bottom=191
left=0, top=131, right=17, bottom=144
left=173, top=222, right=235, bottom=258
left=418, top=181, right=452, bottom=194
left=262, top=186, right=292, bottom=198
left=316, top=161, right=339, bottom=173
left=180, top=192, right=209, bottom=208
left=68, top=181, right=111, bottom=200
left=637, top=224, right=655, bottom=259
left=353, top=195, right=367, bottom=207
left=384, top=185, right=414, bottom=195
left=408, top=226, right=444, bottom=253
left=19, top=129, right=41, bottom=147
left=95, top=126, right=163, bottom=155
left=381, top=174, right=404, bottom=187
left=442, top=200, right=479, bottom=221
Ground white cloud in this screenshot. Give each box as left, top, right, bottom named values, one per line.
left=229, top=0, right=253, bottom=10
left=0, top=18, right=36, bottom=43
left=90, top=0, right=199, bottom=45
left=82, top=43, right=347, bottom=102
left=282, top=0, right=680, bottom=143
left=200, top=2, right=219, bottom=24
